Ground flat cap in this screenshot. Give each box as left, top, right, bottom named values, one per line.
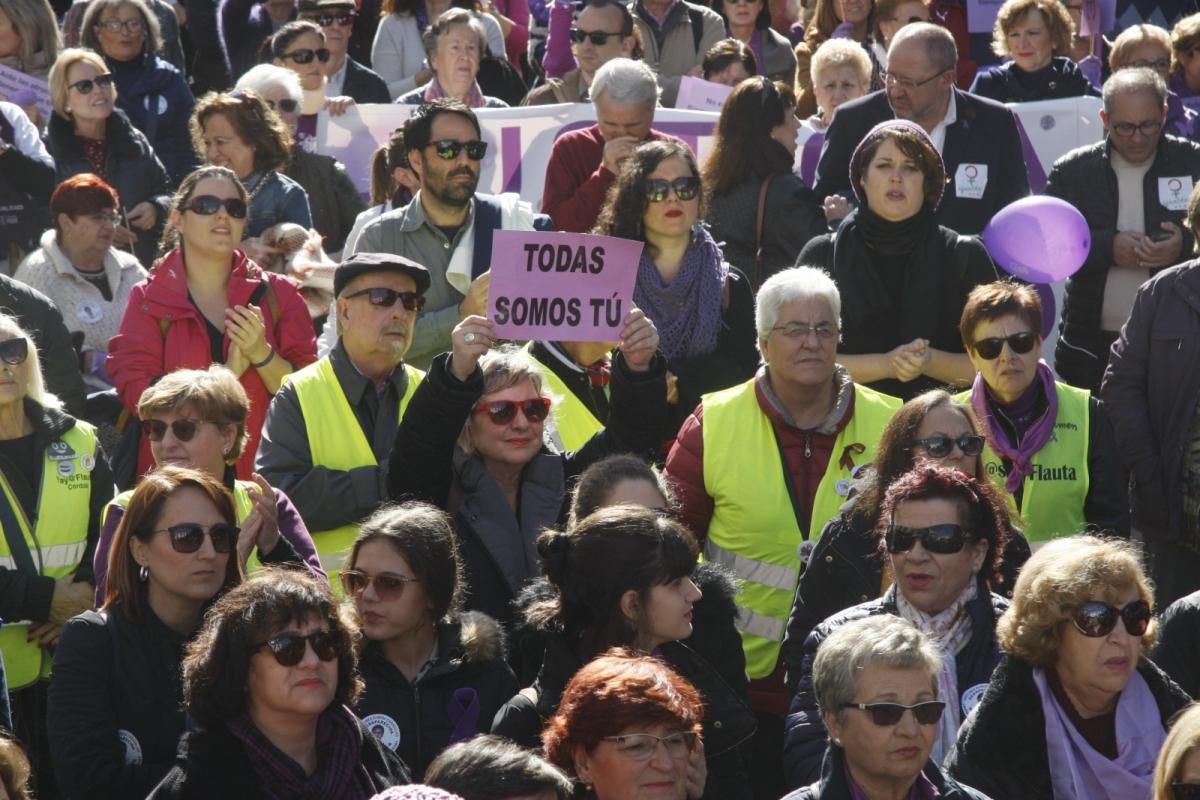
left=334, top=252, right=432, bottom=297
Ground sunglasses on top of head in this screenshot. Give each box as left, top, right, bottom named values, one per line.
left=471, top=397, right=552, bottom=425
left=427, top=139, right=488, bottom=161
left=885, top=523, right=974, bottom=554
left=1071, top=600, right=1152, bottom=638
left=343, top=287, right=426, bottom=311
left=645, top=176, right=700, bottom=203
left=152, top=522, right=240, bottom=554
left=0, top=338, right=28, bottom=366
left=253, top=630, right=342, bottom=667
left=69, top=73, right=115, bottom=94
left=282, top=47, right=331, bottom=64
left=971, top=331, right=1037, bottom=360
left=184, top=195, right=248, bottom=219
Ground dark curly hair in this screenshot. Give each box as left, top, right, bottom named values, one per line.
left=346, top=501, right=466, bottom=625
left=592, top=140, right=704, bottom=250
left=191, top=89, right=292, bottom=174
left=527, top=505, right=697, bottom=658
left=875, top=465, right=1011, bottom=583
left=181, top=568, right=362, bottom=730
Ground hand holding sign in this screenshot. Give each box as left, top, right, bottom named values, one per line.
left=451, top=315, right=495, bottom=382
left=617, top=308, right=659, bottom=372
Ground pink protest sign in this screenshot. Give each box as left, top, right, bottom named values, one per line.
left=488, top=230, right=643, bottom=342
left=675, top=76, right=734, bottom=111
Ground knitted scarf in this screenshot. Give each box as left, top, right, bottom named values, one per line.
left=633, top=225, right=728, bottom=361
left=227, top=704, right=377, bottom=800
left=970, top=361, right=1059, bottom=494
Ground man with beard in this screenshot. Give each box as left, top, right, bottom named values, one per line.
left=257, top=252, right=430, bottom=578
left=354, top=98, right=551, bottom=367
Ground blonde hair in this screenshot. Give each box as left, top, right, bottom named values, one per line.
left=138, top=366, right=250, bottom=463
left=0, top=0, right=60, bottom=69
left=48, top=47, right=113, bottom=119
left=1154, top=704, right=1200, bottom=800
left=1110, top=24, right=1171, bottom=72
left=996, top=535, right=1155, bottom=667
left=1172, top=13, right=1200, bottom=75
left=0, top=314, right=58, bottom=410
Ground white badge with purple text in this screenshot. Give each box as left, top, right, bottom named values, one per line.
left=955, top=164, right=988, bottom=199
left=1159, top=176, right=1193, bottom=212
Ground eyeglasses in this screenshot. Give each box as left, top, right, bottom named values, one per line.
left=281, top=47, right=331, bottom=64
left=769, top=321, right=838, bottom=341
left=971, top=331, right=1037, bottom=360
left=0, top=338, right=28, bottom=366
left=839, top=700, right=946, bottom=726
left=1071, top=600, right=1152, bottom=638
left=68, top=73, right=115, bottom=94
left=184, top=195, right=248, bottom=219
left=471, top=397, right=552, bottom=425
left=569, top=28, right=624, bottom=44
left=341, top=569, right=420, bottom=600
left=86, top=210, right=122, bottom=225
left=266, top=97, right=300, bottom=113
left=151, top=522, right=239, bottom=554
left=602, top=731, right=697, bottom=761
left=343, top=287, right=427, bottom=311
left=94, top=17, right=144, bottom=33
left=308, top=11, right=356, bottom=25
left=885, top=523, right=973, bottom=555
left=882, top=69, right=947, bottom=90
left=914, top=433, right=986, bottom=458
left=645, top=176, right=700, bottom=202
left=1110, top=119, right=1163, bottom=138
left=1172, top=782, right=1200, bottom=800
left=427, top=139, right=488, bottom=161
left=1130, top=58, right=1171, bottom=71
left=253, top=630, right=342, bottom=667
left=143, top=417, right=209, bottom=443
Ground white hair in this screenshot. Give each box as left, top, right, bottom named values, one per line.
left=755, top=266, right=842, bottom=337
left=236, top=64, right=303, bottom=104
left=591, top=57, right=660, bottom=106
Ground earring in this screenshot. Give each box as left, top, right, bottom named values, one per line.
left=139, top=564, right=149, bottom=582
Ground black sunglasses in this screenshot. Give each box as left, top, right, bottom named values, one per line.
left=471, top=397, right=552, bottom=425
left=69, top=73, right=115, bottom=95
left=646, top=176, right=700, bottom=203
left=152, top=522, right=239, bottom=554
left=1173, top=783, right=1200, bottom=800
left=309, top=11, right=356, bottom=25
left=344, top=287, right=426, bottom=311
left=282, top=47, right=331, bottom=64
left=885, top=524, right=973, bottom=555
left=839, top=700, right=946, bottom=726
left=143, top=417, right=207, bottom=443
left=185, top=195, right=248, bottom=219
left=914, top=433, right=986, bottom=459
left=254, top=630, right=341, bottom=666
left=972, top=331, right=1038, bottom=360
left=1072, top=600, right=1152, bottom=638
left=569, top=28, right=623, bottom=44
left=428, top=139, right=488, bottom=161
left=0, top=338, right=28, bottom=366
left=266, top=97, right=300, bottom=113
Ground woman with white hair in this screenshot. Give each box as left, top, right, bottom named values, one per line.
left=372, top=0, right=504, bottom=100
left=782, top=615, right=990, bottom=799
left=395, top=8, right=509, bottom=107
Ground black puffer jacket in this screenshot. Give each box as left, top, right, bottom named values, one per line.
left=782, top=737, right=991, bottom=800
left=354, top=611, right=518, bottom=781
left=945, top=656, right=1191, bottom=800
left=1046, top=133, right=1200, bottom=391
left=780, top=495, right=1030, bottom=694
left=783, top=582, right=1008, bottom=790
left=1152, top=587, right=1200, bottom=698
left=0, top=274, right=87, bottom=417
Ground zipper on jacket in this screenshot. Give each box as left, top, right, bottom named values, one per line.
left=804, top=432, right=811, bottom=458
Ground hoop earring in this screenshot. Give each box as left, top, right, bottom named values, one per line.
left=139, top=564, right=149, bottom=582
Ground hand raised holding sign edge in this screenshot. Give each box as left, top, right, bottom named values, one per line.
left=618, top=307, right=659, bottom=373
left=450, top=315, right=496, bottom=382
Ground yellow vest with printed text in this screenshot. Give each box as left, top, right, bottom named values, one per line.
left=0, top=422, right=98, bottom=689
left=287, top=357, right=425, bottom=579
left=528, top=347, right=604, bottom=453
left=956, top=381, right=1090, bottom=542
left=701, top=379, right=899, bottom=679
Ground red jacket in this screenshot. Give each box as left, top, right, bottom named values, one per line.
left=107, top=248, right=317, bottom=479
left=541, top=125, right=680, bottom=233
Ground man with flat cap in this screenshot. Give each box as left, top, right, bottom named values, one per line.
left=257, top=252, right=429, bottom=577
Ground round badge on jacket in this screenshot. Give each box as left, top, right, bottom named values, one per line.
left=117, top=729, right=143, bottom=765
left=362, top=714, right=401, bottom=751
left=961, top=683, right=989, bottom=716
left=76, top=301, right=103, bottom=324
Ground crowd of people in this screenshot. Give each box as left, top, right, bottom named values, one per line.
left=5, top=0, right=1200, bottom=796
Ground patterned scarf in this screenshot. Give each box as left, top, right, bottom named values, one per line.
left=970, top=361, right=1059, bottom=494
left=894, top=580, right=978, bottom=764
left=227, top=705, right=377, bottom=800
left=423, top=76, right=488, bottom=108
left=633, top=225, right=728, bottom=361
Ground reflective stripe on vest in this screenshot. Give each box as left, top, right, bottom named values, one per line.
left=956, top=382, right=1090, bottom=542
left=528, top=347, right=604, bottom=453
left=0, top=422, right=98, bottom=689
left=288, top=358, right=425, bottom=580
left=701, top=379, right=899, bottom=679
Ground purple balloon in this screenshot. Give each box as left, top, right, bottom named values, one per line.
left=982, top=196, right=1090, bottom=283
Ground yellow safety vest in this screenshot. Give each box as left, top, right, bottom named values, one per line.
left=105, top=479, right=269, bottom=572
left=701, top=379, right=899, bottom=678
left=287, top=357, right=425, bottom=580
left=0, top=422, right=98, bottom=689
left=526, top=346, right=604, bottom=453
left=956, top=381, right=1090, bottom=542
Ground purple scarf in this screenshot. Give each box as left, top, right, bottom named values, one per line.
left=633, top=226, right=728, bottom=361
left=423, top=76, right=488, bottom=108
left=227, top=705, right=377, bottom=800
left=1033, top=667, right=1163, bottom=800
left=970, top=361, right=1058, bottom=494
